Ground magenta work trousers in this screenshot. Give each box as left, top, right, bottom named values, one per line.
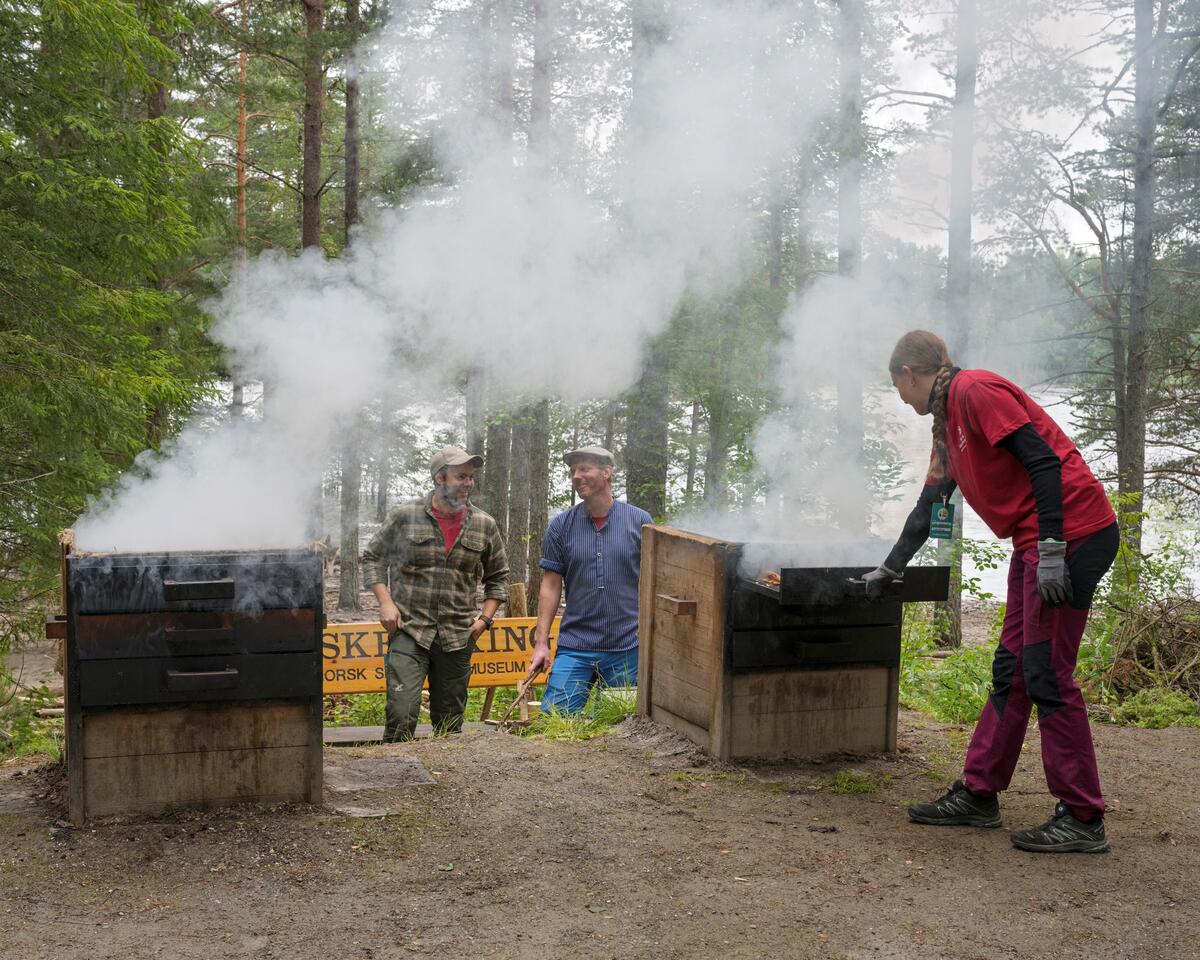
left=962, top=527, right=1117, bottom=822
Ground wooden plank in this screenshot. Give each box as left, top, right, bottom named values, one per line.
left=83, top=745, right=311, bottom=818
left=83, top=701, right=313, bottom=758
left=884, top=664, right=900, bottom=753
left=649, top=640, right=712, bottom=695
left=644, top=524, right=731, bottom=550
left=728, top=667, right=892, bottom=759
left=728, top=705, right=889, bottom=759
left=730, top=667, right=890, bottom=712
left=636, top=526, right=657, bottom=718
left=706, top=546, right=733, bottom=761
left=650, top=664, right=712, bottom=729
left=650, top=703, right=711, bottom=747
left=65, top=570, right=85, bottom=827
left=646, top=628, right=713, bottom=674
left=305, top=694, right=324, bottom=802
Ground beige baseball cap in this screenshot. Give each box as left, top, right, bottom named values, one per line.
left=430, top=446, right=483, bottom=478
left=562, top=445, right=614, bottom=467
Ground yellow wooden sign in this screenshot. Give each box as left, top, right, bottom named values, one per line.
left=322, top=617, right=559, bottom=694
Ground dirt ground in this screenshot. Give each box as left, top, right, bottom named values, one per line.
left=1, top=705, right=1197, bottom=960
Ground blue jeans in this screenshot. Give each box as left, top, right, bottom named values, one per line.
left=540, top=647, right=638, bottom=714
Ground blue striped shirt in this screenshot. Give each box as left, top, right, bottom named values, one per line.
left=539, top=499, right=652, bottom=652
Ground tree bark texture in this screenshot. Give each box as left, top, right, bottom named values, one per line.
left=529, top=0, right=553, bottom=150
left=936, top=0, right=978, bottom=648
left=625, top=339, right=670, bottom=517
left=526, top=400, right=550, bottom=613
left=507, top=410, right=533, bottom=585
left=337, top=0, right=363, bottom=612
left=483, top=419, right=512, bottom=530
left=337, top=440, right=362, bottom=609
left=301, top=0, right=324, bottom=250
left=835, top=0, right=867, bottom=535
left=1122, top=0, right=1158, bottom=559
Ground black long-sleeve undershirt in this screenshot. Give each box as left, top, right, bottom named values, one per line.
left=883, top=422, right=1065, bottom=572
left=997, top=422, right=1064, bottom=541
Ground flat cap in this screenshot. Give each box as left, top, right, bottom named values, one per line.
left=562, top=445, right=614, bottom=467
left=431, top=446, right=483, bottom=478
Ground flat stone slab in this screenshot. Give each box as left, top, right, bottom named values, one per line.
left=324, top=756, right=437, bottom=793
left=323, top=721, right=488, bottom=746
left=327, top=805, right=393, bottom=819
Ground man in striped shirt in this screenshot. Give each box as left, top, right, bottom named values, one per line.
left=528, top=446, right=652, bottom=713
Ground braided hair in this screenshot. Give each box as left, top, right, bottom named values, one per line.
left=889, top=331, right=954, bottom=480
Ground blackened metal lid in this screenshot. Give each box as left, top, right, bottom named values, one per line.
left=67, top=549, right=323, bottom=614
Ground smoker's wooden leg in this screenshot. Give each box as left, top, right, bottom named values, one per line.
left=885, top=664, right=900, bottom=754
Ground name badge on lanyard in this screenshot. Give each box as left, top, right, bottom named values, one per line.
left=929, top=498, right=955, bottom=539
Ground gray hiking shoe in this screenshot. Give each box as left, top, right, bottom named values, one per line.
left=908, top=779, right=1002, bottom=827
left=1010, top=803, right=1110, bottom=853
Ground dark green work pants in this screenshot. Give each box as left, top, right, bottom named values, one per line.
left=384, top=631, right=473, bottom=741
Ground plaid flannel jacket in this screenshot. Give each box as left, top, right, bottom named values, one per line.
left=361, top=494, right=509, bottom=652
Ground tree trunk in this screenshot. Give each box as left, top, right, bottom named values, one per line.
left=530, top=0, right=553, bottom=151
left=231, top=0, right=249, bottom=421
left=337, top=0, right=363, bottom=612
left=835, top=0, right=866, bottom=535
left=374, top=393, right=393, bottom=520
left=508, top=411, right=532, bottom=585
left=1122, top=0, right=1157, bottom=563
left=301, top=0, right=324, bottom=250
left=935, top=0, right=978, bottom=648
left=464, top=369, right=487, bottom=458
left=483, top=419, right=511, bottom=528
left=625, top=340, right=670, bottom=517
left=527, top=400, right=550, bottom=613
left=703, top=395, right=729, bottom=508
left=685, top=399, right=700, bottom=499
left=337, top=437, right=362, bottom=609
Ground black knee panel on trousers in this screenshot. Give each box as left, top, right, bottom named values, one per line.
left=1023, top=641, right=1066, bottom=717
left=989, top=643, right=1018, bottom=716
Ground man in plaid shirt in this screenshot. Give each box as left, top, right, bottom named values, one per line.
left=362, top=446, right=509, bottom=741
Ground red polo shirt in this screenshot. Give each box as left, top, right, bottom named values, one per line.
left=942, top=370, right=1115, bottom=550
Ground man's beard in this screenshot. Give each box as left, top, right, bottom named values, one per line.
left=439, top=484, right=468, bottom=508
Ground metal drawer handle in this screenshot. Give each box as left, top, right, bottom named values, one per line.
left=163, top=579, right=236, bottom=601
left=165, top=667, right=239, bottom=691
left=165, top=627, right=235, bottom=644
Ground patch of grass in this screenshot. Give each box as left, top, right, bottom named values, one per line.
left=819, top=770, right=891, bottom=795
left=669, top=770, right=698, bottom=783
left=327, top=692, right=387, bottom=727
left=520, top=684, right=637, bottom=741
left=1110, top=688, right=1200, bottom=729
left=0, top=684, right=62, bottom=760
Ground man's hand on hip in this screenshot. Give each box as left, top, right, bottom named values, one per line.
left=378, top=599, right=402, bottom=634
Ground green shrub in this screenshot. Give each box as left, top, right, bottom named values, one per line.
left=0, top=683, right=62, bottom=759
left=1110, top=688, right=1200, bottom=729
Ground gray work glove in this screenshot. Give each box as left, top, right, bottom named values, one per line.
left=1036, top=539, right=1073, bottom=607
left=863, top=564, right=901, bottom=602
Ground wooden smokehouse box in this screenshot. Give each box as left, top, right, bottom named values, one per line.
left=636, top=525, right=947, bottom=761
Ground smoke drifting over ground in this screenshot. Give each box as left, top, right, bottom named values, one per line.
left=74, top=0, right=836, bottom=552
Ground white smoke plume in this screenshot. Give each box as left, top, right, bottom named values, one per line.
left=74, top=0, right=836, bottom=552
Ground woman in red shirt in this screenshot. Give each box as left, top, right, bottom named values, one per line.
left=869, top=330, right=1119, bottom=853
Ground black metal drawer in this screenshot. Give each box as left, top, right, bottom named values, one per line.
left=68, top=550, right=323, bottom=614
left=730, top=584, right=901, bottom=630
left=726, top=626, right=901, bottom=673
left=76, top=652, right=321, bottom=707
left=73, top=610, right=318, bottom=660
